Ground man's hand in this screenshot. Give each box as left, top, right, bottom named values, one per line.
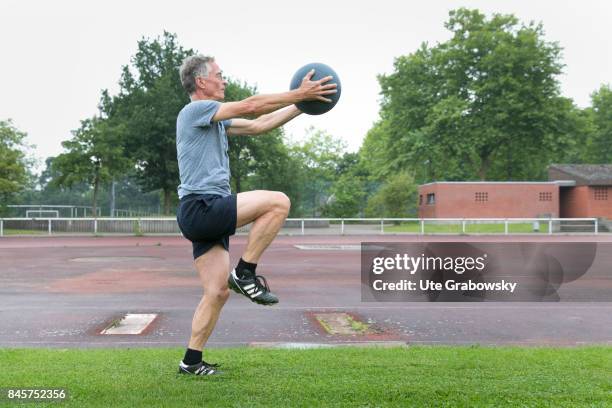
left=297, top=69, right=338, bottom=103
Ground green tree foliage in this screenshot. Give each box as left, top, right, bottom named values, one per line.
left=323, top=152, right=374, bottom=217
left=365, top=172, right=418, bottom=218
left=52, top=118, right=129, bottom=216
left=20, top=156, right=92, bottom=207
left=100, top=32, right=192, bottom=214
left=323, top=175, right=365, bottom=217
left=377, top=8, right=575, bottom=182
left=24, top=157, right=162, bottom=216
left=586, top=85, right=612, bottom=163
left=289, top=128, right=347, bottom=216
left=0, top=120, right=34, bottom=213
left=359, top=121, right=393, bottom=181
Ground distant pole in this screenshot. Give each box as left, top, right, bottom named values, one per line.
left=110, top=180, right=116, bottom=217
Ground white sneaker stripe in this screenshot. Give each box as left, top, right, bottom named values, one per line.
left=250, top=290, right=263, bottom=298
left=243, top=283, right=256, bottom=290
left=195, top=365, right=214, bottom=375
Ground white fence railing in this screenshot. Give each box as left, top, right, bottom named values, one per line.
left=0, top=217, right=602, bottom=237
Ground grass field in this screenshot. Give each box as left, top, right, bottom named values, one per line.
left=1, top=346, right=610, bottom=407
left=1, top=228, right=47, bottom=236
left=383, top=221, right=550, bottom=234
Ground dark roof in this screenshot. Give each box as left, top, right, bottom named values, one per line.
left=548, top=164, right=612, bottom=185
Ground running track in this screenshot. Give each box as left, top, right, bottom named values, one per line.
left=1, top=235, right=611, bottom=347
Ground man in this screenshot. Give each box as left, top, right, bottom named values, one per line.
left=175, top=55, right=336, bottom=375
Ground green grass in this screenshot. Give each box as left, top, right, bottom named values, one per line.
left=383, top=222, right=550, bottom=234
left=1, top=228, right=46, bottom=236
left=1, top=346, right=610, bottom=407
left=347, top=316, right=370, bottom=333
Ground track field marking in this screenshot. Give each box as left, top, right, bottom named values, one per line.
left=71, top=256, right=160, bottom=262
left=294, top=244, right=361, bottom=250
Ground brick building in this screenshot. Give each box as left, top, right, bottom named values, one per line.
left=418, top=164, right=612, bottom=219
left=418, top=182, right=561, bottom=218
left=549, top=164, right=612, bottom=219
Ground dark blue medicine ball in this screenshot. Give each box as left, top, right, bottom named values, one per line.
left=289, top=62, right=341, bottom=115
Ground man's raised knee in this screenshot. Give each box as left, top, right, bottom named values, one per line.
left=273, top=192, right=291, bottom=216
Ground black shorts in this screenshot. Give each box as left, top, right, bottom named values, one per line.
left=176, top=193, right=237, bottom=259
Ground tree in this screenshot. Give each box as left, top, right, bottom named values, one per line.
left=376, top=8, right=575, bottom=182
left=289, top=128, right=347, bottom=216
left=586, top=85, right=612, bottom=163
left=52, top=117, right=129, bottom=216
left=100, top=32, right=192, bottom=214
left=323, top=174, right=365, bottom=217
left=323, top=152, right=374, bottom=217
left=0, top=120, right=34, bottom=213
left=18, top=157, right=162, bottom=216
left=365, top=172, right=418, bottom=217
left=225, top=80, right=257, bottom=194
left=23, top=156, right=92, bottom=207
left=358, top=121, right=393, bottom=180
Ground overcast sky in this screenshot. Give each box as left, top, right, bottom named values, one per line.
left=1, top=0, right=610, bottom=173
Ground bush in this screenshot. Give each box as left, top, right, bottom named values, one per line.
left=365, top=172, right=418, bottom=218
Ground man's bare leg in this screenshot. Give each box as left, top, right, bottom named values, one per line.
left=227, top=190, right=290, bottom=305
left=186, top=189, right=288, bottom=354
left=187, top=244, right=230, bottom=351
left=236, top=190, right=290, bottom=263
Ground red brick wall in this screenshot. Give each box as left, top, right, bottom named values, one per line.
left=418, top=183, right=559, bottom=218
left=418, top=185, right=437, bottom=218
left=560, top=186, right=612, bottom=218
left=588, top=186, right=612, bottom=218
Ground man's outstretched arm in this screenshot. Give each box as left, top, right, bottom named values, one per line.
left=227, top=106, right=301, bottom=136
left=212, top=69, right=336, bottom=123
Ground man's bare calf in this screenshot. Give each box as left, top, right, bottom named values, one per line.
left=227, top=190, right=290, bottom=305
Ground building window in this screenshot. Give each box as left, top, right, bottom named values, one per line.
left=426, top=193, right=435, bottom=205
left=594, top=187, right=608, bottom=201
left=419, top=195, right=423, bottom=205
left=539, top=192, right=552, bottom=201
left=474, top=192, right=488, bottom=202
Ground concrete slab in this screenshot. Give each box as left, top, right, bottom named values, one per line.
left=100, top=314, right=158, bottom=335
left=313, top=312, right=371, bottom=335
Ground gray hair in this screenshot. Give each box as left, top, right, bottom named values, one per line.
left=179, top=54, right=215, bottom=94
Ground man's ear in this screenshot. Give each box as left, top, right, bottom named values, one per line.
left=196, top=76, right=206, bottom=90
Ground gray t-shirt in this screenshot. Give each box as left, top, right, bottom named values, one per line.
left=176, top=100, right=233, bottom=199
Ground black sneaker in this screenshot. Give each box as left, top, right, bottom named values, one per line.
left=178, top=360, right=220, bottom=376
left=228, top=269, right=279, bottom=305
